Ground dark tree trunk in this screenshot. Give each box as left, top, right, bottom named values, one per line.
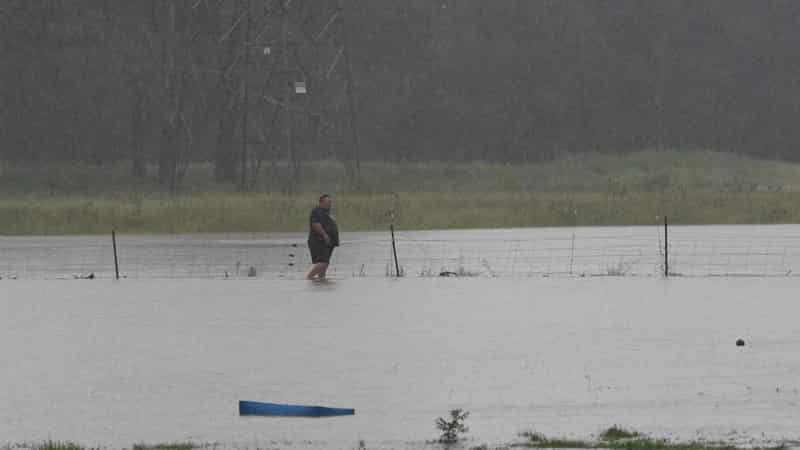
left=130, top=80, right=147, bottom=178
left=214, top=99, right=239, bottom=181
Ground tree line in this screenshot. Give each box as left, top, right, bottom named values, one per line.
left=2, top=1, right=799, bottom=189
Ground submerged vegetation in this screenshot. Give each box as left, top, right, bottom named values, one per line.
left=132, top=444, right=195, bottom=450
left=16, top=428, right=792, bottom=450
left=36, top=442, right=90, bottom=450
left=3, top=151, right=800, bottom=235
left=25, top=443, right=194, bottom=450
left=599, top=425, right=643, bottom=441
left=513, top=427, right=786, bottom=450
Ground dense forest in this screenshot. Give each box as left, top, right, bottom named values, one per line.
left=2, top=1, right=799, bottom=189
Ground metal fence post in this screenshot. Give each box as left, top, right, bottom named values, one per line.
left=664, top=216, right=669, bottom=278
left=390, top=224, right=401, bottom=277
left=112, top=230, right=120, bottom=280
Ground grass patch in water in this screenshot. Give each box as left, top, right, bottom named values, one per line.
left=515, top=429, right=786, bottom=450
left=607, top=440, right=754, bottom=450
left=517, top=431, right=594, bottom=448
left=600, top=426, right=642, bottom=441
left=132, top=443, right=194, bottom=450
left=37, top=442, right=88, bottom=450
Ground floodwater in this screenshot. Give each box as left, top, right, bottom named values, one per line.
left=2, top=224, right=800, bottom=280
left=2, top=275, right=800, bottom=449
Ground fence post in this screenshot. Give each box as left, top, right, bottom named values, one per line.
left=112, top=229, right=120, bottom=280
left=664, top=216, right=668, bottom=278
left=390, top=224, right=401, bottom=277
left=569, top=232, right=575, bottom=276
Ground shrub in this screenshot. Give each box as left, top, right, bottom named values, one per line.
left=436, top=409, right=470, bottom=444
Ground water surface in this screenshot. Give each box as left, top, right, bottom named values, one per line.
left=2, top=277, right=799, bottom=449
left=2, top=224, right=799, bottom=279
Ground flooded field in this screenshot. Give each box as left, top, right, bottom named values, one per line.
left=2, top=275, right=799, bottom=449
left=2, top=225, right=800, bottom=280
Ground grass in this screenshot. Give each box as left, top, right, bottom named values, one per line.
left=599, top=425, right=642, bottom=441
left=3, top=150, right=800, bottom=235
left=15, top=431, right=792, bottom=450
left=514, top=428, right=786, bottom=450
left=603, top=259, right=636, bottom=277
left=516, top=431, right=594, bottom=448
left=132, top=444, right=195, bottom=450
left=2, top=190, right=799, bottom=235
left=5, top=150, right=800, bottom=196
left=37, top=442, right=89, bottom=450
left=605, top=440, right=763, bottom=450
left=26, top=442, right=195, bottom=450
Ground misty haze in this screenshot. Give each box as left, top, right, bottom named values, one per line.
left=2, top=2, right=800, bottom=450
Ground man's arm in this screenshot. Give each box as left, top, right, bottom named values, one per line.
left=311, top=222, right=331, bottom=245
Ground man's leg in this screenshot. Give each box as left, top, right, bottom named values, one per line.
left=317, top=248, right=333, bottom=278
left=307, top=240, right=321, bottom=279
left=306, top=263, right=323, bottom=280
left=317, top=263, right=329, bottom=279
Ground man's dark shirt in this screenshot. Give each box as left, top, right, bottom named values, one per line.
left=309, top=207, right=339, bottom=247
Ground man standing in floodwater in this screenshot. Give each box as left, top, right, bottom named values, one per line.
left=306, top=194, right=339, bottom=280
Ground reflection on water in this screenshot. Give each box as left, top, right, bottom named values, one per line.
left=1, top=277, right=799, bottom=449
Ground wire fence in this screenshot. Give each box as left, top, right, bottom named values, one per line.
left=1, top=224, right=800, bottom=280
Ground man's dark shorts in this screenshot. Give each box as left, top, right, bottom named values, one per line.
left=308, top=239, right=334, bottom=264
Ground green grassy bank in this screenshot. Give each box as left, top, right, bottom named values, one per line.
left=1, top=190, right=799, bottom=235
left=4, top=150, right=800, bottom=196
left=1, top=151, right=799, bottom=235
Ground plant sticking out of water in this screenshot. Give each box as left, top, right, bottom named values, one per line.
left=516, top=429, right=787, bottom=450
left=438, top=264, right=481, bottom=278
left=353, top=264, right=367, bottom=277
left=419, top=265, right=435, bottom=277
left=37, top=441, right=90, bottom=450
left=132, top=443, right=195, bottom=450
left=518, top=431, right=547, bottom=444
left=517, top=431, right=593, bottom=448
left=605, top=440, right=752, bottom=450
left=604, top=258, right=635, bottom=276
left=600, top=425, right=642, bottom=441
left=456, top=266, right=481, bottom=277
left=384, top=260, right=405, bottom=277
left=480, top=258, right=497, bottom=277
left=436, top=409, right=470, bottom=444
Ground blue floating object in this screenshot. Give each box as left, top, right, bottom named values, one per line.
left=239, top=400, right=355, bottom=417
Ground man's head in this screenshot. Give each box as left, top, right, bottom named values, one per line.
left=318, top=194, right=332, bottom=210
